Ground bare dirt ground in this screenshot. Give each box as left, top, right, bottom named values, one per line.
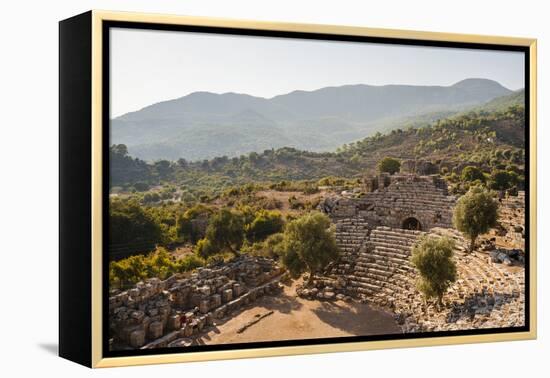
left=193, top=279, right=401, bottom=345
left=169, top=244, right=195, bottom=260
left=255, top=190, right=326, bottom=213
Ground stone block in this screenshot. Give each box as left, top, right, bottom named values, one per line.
left=222, top=289, right=233, bottom=303
left=167, top=314, right=180, bottom=331
left=129, top=329, right=145, bottom=348
left=323, top=291, right=335, bottom=300
left=185, top=311, right=195, bottom=323
left=197, top=316, right=205, bottom=331
left=199, top=299, right=209, bottom=314
left=213, top=305, right=226, bottom=319
left=130, top=310, right=145, bottom=322
left=168, top=338, right=193, bottom=348
left=182, top=324, right=193, bottom=337
left=148, top=321, right=163, bottom=340
left=211, top=294, right=222, bottom=308
left=233, top=283, right=243, bottom=297
left=198, top=285, right=211, bottom=296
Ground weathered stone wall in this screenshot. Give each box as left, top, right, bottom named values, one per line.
left=324, top=174, right=455, bottom=231
left=109, top=256, right=284, bottom=350
left=326, top=217, right=370, bottom=276
left=497, top=191, right=525, bottom=250
left=400, top=160, right=439, bottom=175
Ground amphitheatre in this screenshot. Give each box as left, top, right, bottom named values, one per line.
left=108, top=167, right=525, bottom=351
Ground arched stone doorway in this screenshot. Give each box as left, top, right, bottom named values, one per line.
left=402, top=217, right=422, bottom=231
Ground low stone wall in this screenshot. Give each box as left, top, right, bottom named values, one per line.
left=109, top=256, right=284, bottom=350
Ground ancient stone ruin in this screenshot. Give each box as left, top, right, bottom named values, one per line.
left=110, top=173, right=526, bottom=345
left=322, top=173, right=455, bottom=231
left=109, top=256, right=284, bottom=350
left=498, top=191, right=526, bottom=250
left=313, top=174, right=525, bottom=332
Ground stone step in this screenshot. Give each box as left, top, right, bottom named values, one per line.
left=370, top=233, right=419, bottom=244
left=374, top=226, right=423, bottom=235
left=366, top=250, right=411, bottom=263
left=350, top=279, right=381, bottom=291
left=370, top=233, right=420, bottom=243
left=357, top=254, right=409, bottom=266
left=355, top=260, right=413, bottom=273
left=352, top=263, right=412, bottom=280
left=372, top=243, right=413, bottom=254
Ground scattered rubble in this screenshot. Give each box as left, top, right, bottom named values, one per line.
left=109, top=256, right=284, bottom=350
left=497, top=191, right=526, bottom=250
left=490, top=249, right=524, bottom=265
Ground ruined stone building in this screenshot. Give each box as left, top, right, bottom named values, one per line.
left=322, top=173, right=456, bottom=231
left=316, top=174, right=458, bottom=303
left=109, top=256, right=284, bottom=350
left=310, top=173, right=525, bottom=332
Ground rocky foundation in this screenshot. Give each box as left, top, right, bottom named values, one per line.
left=109, top=256, right=284, bottom=350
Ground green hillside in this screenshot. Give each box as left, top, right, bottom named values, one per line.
left=111, top=79, right=513, bottom=161
left=110, top=103, right=525, bottom=201
left=476, top=89, right=525, bottom=113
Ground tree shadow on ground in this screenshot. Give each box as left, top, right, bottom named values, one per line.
left=192, top=289, right=303, bottom=345
left=251, top=291, right=303, bottom=314
left=312, top=300, right=401, bottom=336
left=445, top=292, right=520, bottom=323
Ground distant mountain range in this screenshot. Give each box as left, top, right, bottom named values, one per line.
left=111, top=78, right=517, bottom=161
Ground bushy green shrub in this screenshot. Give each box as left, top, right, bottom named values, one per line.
left=280, top=212, right=339, bottom=284
left=453, top=186, right=498, bottom=252
left=377, top=157, right=401, bottom=175
left=109, top=199, right=163, bottom=253
left=489, top=170, right=519, bottom=191
left=200, top=209, right=245, bottom=257
left=109, top=247, right=205, bottom=289
left=461, top=166, right=486, bottom=183
left=411, top=236, right=457, bottom=306
left=246, top=210, right=285, bottom=242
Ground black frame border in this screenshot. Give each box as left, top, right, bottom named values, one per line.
left=101, top=20, right=531, bottom=359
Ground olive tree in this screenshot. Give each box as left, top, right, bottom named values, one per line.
left=411, top=236, right=457, bottom=307
left=461, top=166, right=485, bottom=183
left=197, top=209, right=244, bottom=258
left=246, top=210, right=285, bottom=242
left=281, top=212, right=339, bottom=285
left=453, top=186, right=498, bottom=252
left=377, top=157, right=401, bottom=175
left=489, top=169, right=519, bottom=191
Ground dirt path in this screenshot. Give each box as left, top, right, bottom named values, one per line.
left=194, top=280, right=401, bottom=345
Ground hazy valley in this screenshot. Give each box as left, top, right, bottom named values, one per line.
left=111, top=78, right=516, bottom=161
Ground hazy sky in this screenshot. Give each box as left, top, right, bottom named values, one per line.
left=110, top=28, right=525, bottom=118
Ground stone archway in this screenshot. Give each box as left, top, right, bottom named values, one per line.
left=402, top=217, right=422, bottom=231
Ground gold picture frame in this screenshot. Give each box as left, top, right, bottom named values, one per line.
left=59, top=10, right=537, bottom=368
